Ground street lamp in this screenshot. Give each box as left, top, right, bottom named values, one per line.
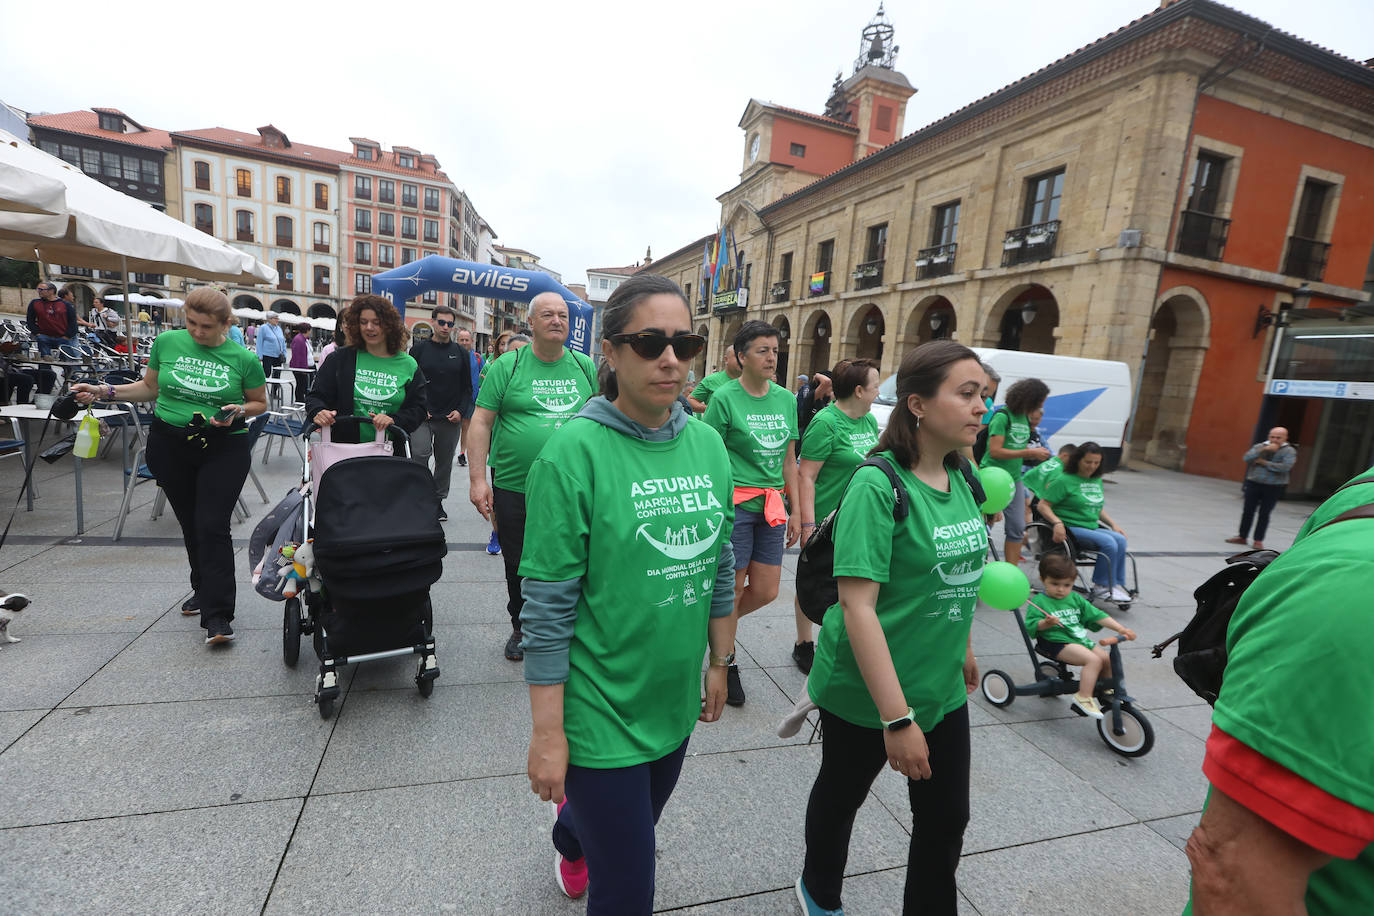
left=864, top=316, right=879, bottom=335
left=929, top=311, right=945, bottom=332
left=816, top=321, right=829, bottom=339
left=1021, top=301, right=1039, bottom=325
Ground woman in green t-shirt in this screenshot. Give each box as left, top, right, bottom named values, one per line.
left=73, top=288, right=267, bottom=645
left=1036, top=441, right=1131, bottom=604
left=793, top=357, right=881, bottom=673
left=799, top=340, right=987, bottom=916
left=520, top=275, right=736, bottom=911
left=702, top=320, right=801, bottom=707
left=305, top=295, right=426, bottom=444
left=979, top=377, right=1052, bottom=566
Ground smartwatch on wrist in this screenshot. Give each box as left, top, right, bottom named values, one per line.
left=709, top=651, right=735, bottom=668
left=883, top=707, right=916, bottom=731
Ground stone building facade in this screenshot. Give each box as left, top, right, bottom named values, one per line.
left=646, top=0, right=1374, bottom=482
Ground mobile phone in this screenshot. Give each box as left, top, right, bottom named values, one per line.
left=213, top=406, right=240, bottom=423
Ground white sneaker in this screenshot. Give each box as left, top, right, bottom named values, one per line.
left=1110, top=585, right=1132, bottom=603
left=1088, top=586, right=1109, bottom=602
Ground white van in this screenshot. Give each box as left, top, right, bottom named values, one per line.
left=872, top=348, right=1133, bottom=469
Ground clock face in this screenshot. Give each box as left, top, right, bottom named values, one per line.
left=749, top=134, right=760, bottom=162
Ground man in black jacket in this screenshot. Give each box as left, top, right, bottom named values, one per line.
left=409, top=305, right=473, bottom=521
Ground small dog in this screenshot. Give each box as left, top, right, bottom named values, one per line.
left=0, top=593, right=31, bottom=646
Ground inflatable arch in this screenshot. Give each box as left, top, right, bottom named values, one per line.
left=371, top=255, right=595, bottom=354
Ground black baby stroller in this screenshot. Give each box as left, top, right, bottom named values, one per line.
left=289, top=417, right=445, bottom=718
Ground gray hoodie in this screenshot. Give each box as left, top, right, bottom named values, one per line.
left=521, top=396, right=737, bottom=686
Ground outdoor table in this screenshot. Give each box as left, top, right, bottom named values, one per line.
left=0, top=404, right=125, bottom=535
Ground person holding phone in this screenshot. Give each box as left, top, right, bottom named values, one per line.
left=73, top=288, right=267, bottom=645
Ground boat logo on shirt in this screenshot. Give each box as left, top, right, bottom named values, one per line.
left=636, top=512, right=725, bottom=561
left=356, top=367, right=399, bottom=404
left=745, top=412, right=791, bottom=451
left=169, top=356, right=230, bottom=395
left=931, top=559, right=983, bottom=586
left=530, top=378, right=583, bottom=413
left=1082, top=483, right=1104, bottom=505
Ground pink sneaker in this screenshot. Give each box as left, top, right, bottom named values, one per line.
left=553, top=800, right=588, bottom=899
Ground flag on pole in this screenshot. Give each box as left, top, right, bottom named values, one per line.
left=712, top=225, right=729, bottom=292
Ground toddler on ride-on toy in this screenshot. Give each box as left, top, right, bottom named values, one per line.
left=1024, top=554, right=1136, bottom=720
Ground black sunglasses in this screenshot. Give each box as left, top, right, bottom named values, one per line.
left=611, top=332, right=706, bottom=360
left=435, top=319, right=454, bottom=327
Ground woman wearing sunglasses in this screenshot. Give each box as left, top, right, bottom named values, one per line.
left=520, top=275, right=737, bottom=913
left=703, top=319, right=802, bottom=707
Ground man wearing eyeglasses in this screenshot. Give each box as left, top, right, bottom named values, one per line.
left=469, top=292, right=598, bottom=662
left=26, top=282, right=78, bottom=357
left=409, top=305, right=473, bottom=522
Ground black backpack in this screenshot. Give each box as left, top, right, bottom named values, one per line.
left=796, top=455, right=986, bottom=625
left=1151, top=474, right=1374, bottom=705
left=971, top=407, right=1001, bottom=465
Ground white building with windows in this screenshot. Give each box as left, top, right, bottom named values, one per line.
left=171, top=125, right=344, bottom=316
left=585, top=252, right=652, bottom=345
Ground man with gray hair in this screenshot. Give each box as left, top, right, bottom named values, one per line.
left=468, top=292, right=598, bottom=661
left=410, top=305, right=473, bottom=521
left=256, top=311, right=287, bottom=380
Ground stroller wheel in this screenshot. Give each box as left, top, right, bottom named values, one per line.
left=317, top=696, right=335, bottom=719
left=980, top=670, right=1015, bottom=708
left=282, top=598, right=302, bottom=667
left=417, top=675, right=434, bottom=698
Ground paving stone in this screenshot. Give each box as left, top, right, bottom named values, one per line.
left=0, top=632, right=136, bottom=711
left=1146, top=811, right=1202, bottom=852
left=59, top=628, right=353, bottom=707
left=311, top=680, right=530, bottom=793
left=664, top=868, right=983, bottom=914
left=1, top=580, right=186, bottom=636
left=0, top=708, right=46, bottom=750
left=1009, top=713, right=1208, bottom=821
left=958, top=824, right=1189, bottom=916
left=2, top=543, right=206, bottom=582
left=265, top=776, right=589, bottom=915
left=653, top=745, right=913, bottom=911
left=867, top=722, right=1134, bottom=854
left=1, top=798, right=301, bottom=915
left=1152, top=704, right=1215, bottom=742
left=0, top=697, right=333, bottom=827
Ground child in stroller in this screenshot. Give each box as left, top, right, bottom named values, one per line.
left=1023, top=553, right=1136, bottom=719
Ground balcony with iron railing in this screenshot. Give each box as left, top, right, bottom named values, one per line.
left=770, top=280, right=791, bottom=302
left=808, top=270, right=831, bottom=297
left=1001, top=220, right=1060, bottom=267
left=1282, top=236, right=1330, bottom=282
left=914, top=243, right=957, bottom=280
left=851, top=259, right=884, bottom=289
left=1175, top=210, right=1230, bottom=261
left=59, top=266, right=93, bottom=278
left=133, top=273, right=164, bottom=286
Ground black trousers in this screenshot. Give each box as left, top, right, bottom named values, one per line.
left=1239, top=480, right=1285, bottom=541
left=145, top=423, right=252, bottom=627
left=492, top=486, right=527, bottom=630
left=261, top=355, right=284, bottom=379
left=802, top=703, right=971, bottom=915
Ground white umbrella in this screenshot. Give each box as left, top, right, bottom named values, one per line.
left=233, top=307, right=265, bottom=320
left=313, top=317, right=337, bottom=331
left=279, top=313, right=312, bottom=327
left=0, top=129, right=68, bottom=215
left=0, top=136, right=275, bottom=285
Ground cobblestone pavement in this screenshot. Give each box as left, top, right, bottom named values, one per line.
left=0, top=441, right=1319, bottom=914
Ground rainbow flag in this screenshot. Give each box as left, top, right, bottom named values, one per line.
left=809, top=271, right=826, bottom=293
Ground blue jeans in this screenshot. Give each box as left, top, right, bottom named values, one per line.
left=36, top=334, right=74, bottom=357
left=1069, top=525, right=1127, bottom=587
left=553, top=738, right=690, bottom=914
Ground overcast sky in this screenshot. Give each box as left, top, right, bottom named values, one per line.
left=2, top=0, right=1369, bottom=287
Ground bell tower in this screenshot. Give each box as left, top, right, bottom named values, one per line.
left=823, top=4, right=916, bottom=158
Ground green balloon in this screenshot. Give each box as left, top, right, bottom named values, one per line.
left=979, top=466, right=1015, bottom=513
left=978, top=561, right=1030, bottom=610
